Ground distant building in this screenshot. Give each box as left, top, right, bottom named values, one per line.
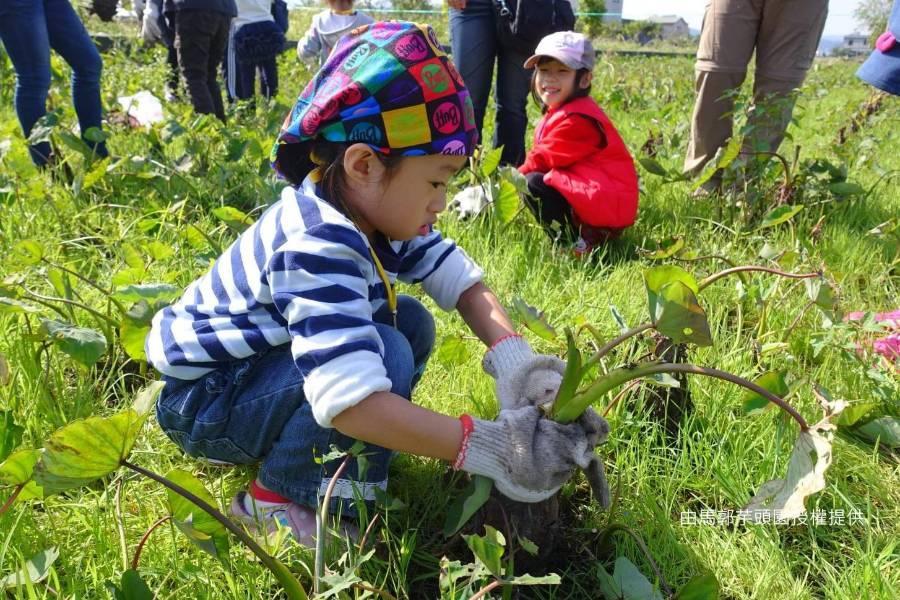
left=645, top=14, right=690, bottom=40
left=837, top=33, right=871, bottom=56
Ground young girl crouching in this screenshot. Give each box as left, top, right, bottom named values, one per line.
left=519, top=31, right=639, bottom=256
left=146, top=22, right=607, bottom=546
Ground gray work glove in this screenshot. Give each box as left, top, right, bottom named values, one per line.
left=458, top=406, right=610, bottom=505
left=483, top=336, right=567, bottom=411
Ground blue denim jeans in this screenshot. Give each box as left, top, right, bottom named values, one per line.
left=0, top=0, right=107, bottom=166
left=156, top=295, right=436, bottom=516
left=449, top=0, right=531, bottom=165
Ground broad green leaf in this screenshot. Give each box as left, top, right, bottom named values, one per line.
left=435, top=335, right=469, bottom=366
left=693, top=136, right=740, bottom=190
left=83, top=127, right=109, bottom=143
left=117, top=569, right=153, bottom=600
left=132, top=381, right=165, bottom=417
left=183, top=225, right=209, bottom=249
left=40, top=319, right=107, bottom=367
left=742, top=371, right=789, bottom=415
left=642, top=236, right=684, bottom=260
left=674, top=572, right=719, bottom=600
left=26, top=113, right=58, bottom=145
left=463, top=525, right=506, bottom=578
left=758, top=205, right=803, bottom=230
left=113, top=283, right=180, bottom=304
left=0, top=547, right=59, bottom=589
left=0, top=449, right=40, bottom=486
left=597, top=556, right=665, bottom=600
left=443, top=475, right=493, bottom=537
left=855, top=417, right=900, bottom=448
left=510, top=298, right=557, bottom=341
left=164, top=468, right=230, bottom=559
left=119, top=315, right=151, bottom=361
left=122, top=244, right=145, bottom=270
left=835, top=402, right=879, bottom=428
left=113, top=267, right=146, bottom=287
left=507, top=573, right=562, bottom=585
left=553, top=328, right=583, bottom=415
left=47, top=268, right=70, bottom=299
left=494, top=179, right=519, bottom=224
left=803, top=278, right=837, bottom=309
left=518, top=535, right=539, bottom=556
left=439, top=557, right=485, bottom=597
left=480, top=146, right=502, bottom=177
left=143, top=240, right=175, bottom=261
left=56, top=131, right=93, bottom=159
left=12, top=240, right=43, bottom=266
left=34, top=408, right=149, bottom=492
left=0, top=412, right=23, bottom=462
left=653, top=282, right=713, bottom=346
left=0, top=298, right=40, bottom=314
left=643, top=265, right=699, bottom=323
left=212, top=206, right=253, bottom=231
left=828, top=181, right=865, bottom=197
left=82, top=157, right=110, bottom=190
left=638, top=157, right=669, bottom=177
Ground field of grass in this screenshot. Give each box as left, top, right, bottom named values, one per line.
left=0, top=9, right=897, bottom=600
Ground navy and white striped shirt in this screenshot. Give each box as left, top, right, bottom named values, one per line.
left=146, top=177, right=484, bottom=426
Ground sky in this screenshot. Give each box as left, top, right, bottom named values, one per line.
left=621, top=0, right=865, bottom=37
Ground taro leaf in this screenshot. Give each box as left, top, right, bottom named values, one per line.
left=119, top=314, right=151, bottom=361
left=480, top=146, right=503, bottom=177
left=12, top=240, right=43, bottom=266
left=0, top=547, right=59, bottom=589
left=674, top=572, right=719, bottom=600
left=494, top=179, right=520, bottom=224
left=597, top=556, right=665, bottom=600
left=643, top=265, right=699, bottom=321
left=113, top=283, right=181, bottom=305
left=744, top=397, right=845, bottom=521
left=757, top=205, right=803, bottom=230
left=836, top=402, right=879, bottom=428
left=0, top=449, right=43, bottom=503
left=443, top=475, right=493, bottom=537
left=653, top=282, right=713, bottom=347
left=57, top=131, right=93, bottom=159
left=47, top=268, right=70, bottom=299
left=33, top=381, right=163, bottom=493
left=463, top=525, right=506, bottom=578
left=143, top=241, right=174, bottom=261
left=507, top=573, right=562, bottom=586
left=642, top=236, right=684, bottom=260
left=439, top=557, right=483, bottom=597
left=435, top=335, right=469, bottom=366
left=499, top=165, right=528, bottom=195
left=83, top=127, right=108, bottom=143
left=742, top=371, right=789, bottom=415
left=638, top=157, right=669, bottom=177
left=164, top=468, right=230, bottom=559
left=828, top=182, right=865, bottom=198
left=82, top=157, right=110, bottom=190
left=855, top=418, right=900, bottom=448
left=40, top=319, right=107, bottom=367
left=510, top=298, right=557, bottom=341
left=0, top=411, right=24, bottom=462
left=0, top=353, right=8, bottom=386
left=111, top=569, right=153, bottom=600
left=693, top=136, right=741, bottom=190
left=26, top=113, right=59, bottom=145
left=803, top=278, right=836, bottom=309
left=553, top=328, right=583, bottom=416
left=212, top=206, right=253, bottom=231
left=0, top=298, right=38, bottom=315
left=122, top=244, right=145, bottom=270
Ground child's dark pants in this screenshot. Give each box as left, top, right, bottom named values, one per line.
left=156, top=295, right=435, bottom=516
left=173, top=9, right=230, bottom=121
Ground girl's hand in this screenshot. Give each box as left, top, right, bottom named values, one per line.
left=483, top=335, right=565, bottom=410
left=447, top=0, right=467, bottom=10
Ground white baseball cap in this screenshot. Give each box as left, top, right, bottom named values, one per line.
left=524, top=31, right=595, bottom=70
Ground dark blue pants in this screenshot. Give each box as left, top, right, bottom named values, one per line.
left=0, top=0, right=108, bottom=165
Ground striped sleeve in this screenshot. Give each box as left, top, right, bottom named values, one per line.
left=397, top=230, right=484, bottom=310
left=266, top=222, right=392, bottom=427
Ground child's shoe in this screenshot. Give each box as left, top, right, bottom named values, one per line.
left=572, top=236, right=592, bottom=257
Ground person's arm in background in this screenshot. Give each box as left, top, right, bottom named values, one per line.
left=297, top=15, right=323, bottom=64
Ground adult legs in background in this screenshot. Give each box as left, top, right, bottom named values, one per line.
left=257, top=57, right=278, bottom=99
left=494, top=34, right=531, bottom=166
left=449, top=0, right=497, bottom=148
left=174, top=10, right=230, bottom=120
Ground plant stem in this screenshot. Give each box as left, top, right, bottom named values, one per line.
left=351, top=582, right=398, bottom=599
left=782, top=300, right=816, bottom=342
left=596, top=524, right=673, bottom=597
left=315, top=453, right=352, bottom=593
left=0, top=484, right=24, bottom=515
left=584, top=323, right=654, bottom=367
left=121, top=460, right=308, bottom=600
left=22, top=287, right=118, bottom=327
left=42, top=258, right=126, bottom=314
left=602, top=380, right=642, bottom=417
left=555, top=362, right=808, bottom=430
left=698, top=267, right=820, bottom=292
left=114, top=476, right=128, bottom=572
left=132, top=516, right=171, bottom=570
left=469, top=579, right=503, bottom=600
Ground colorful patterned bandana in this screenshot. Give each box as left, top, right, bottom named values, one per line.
left=272, top=21, right=478, bottom=178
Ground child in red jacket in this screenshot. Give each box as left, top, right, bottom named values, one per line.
left=519, top=31, right=639, bottom=255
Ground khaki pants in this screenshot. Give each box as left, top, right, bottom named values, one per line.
left=684, top=0, right=828, bottom=176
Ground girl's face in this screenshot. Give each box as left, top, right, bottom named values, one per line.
left=328, top=0, right=355, bottom=12
left=346, top=149, right=466, bottom=241
left=534, top=58, right=589, bottom=109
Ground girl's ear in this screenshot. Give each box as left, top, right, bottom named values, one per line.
left=579, top=71, right=593, bottom=90
left=343, top=143, right=386, bottom=185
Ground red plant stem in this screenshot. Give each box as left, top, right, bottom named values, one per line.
left=468, top=579, right=503, bottom=600
left=315, top=453, right=352, bottom=593
left=587, top=323, right=654, bottom=365
left=358, top=513, right=380, bottom=553
left=698, top=267, right=820, bottom=291
left=0, top=484, right=24, bottom=515
left=131, top=515, right=171, bottom=570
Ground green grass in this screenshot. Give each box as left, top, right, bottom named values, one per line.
left=0, top=9, right=898, bottom=600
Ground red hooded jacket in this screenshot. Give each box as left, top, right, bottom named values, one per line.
left=519, top=96, right=638, bottom=229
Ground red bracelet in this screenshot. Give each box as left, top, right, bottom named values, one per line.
left=453, top=414, right=475, bottom=471
left=489, top=333, right=522, bottom=350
